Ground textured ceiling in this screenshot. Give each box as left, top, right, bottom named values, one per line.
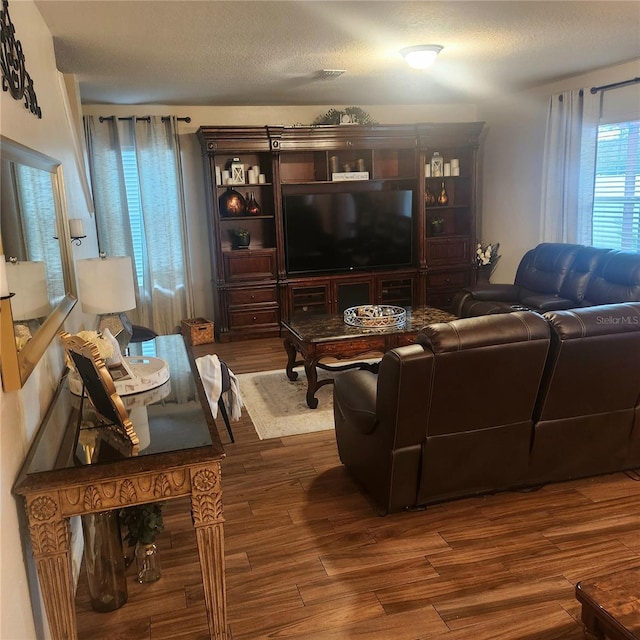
left=34, top=0, right=640, bottom=106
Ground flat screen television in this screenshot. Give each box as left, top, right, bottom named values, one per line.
left=283, top=189, right=413, bottom=275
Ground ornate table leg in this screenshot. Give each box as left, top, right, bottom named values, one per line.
left=304, top=358, right=321, bottom=409
left=190, top=464, right=228, bottom=640
left=283, top=336, right=300, bottom=381
left=24, top=493, right=77, bottom=640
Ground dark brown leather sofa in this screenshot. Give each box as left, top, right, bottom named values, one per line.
left=453, top=243, right=640, bottom=318
left=333, top=303, right=640, bottom=515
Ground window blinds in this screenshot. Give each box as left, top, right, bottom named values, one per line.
left=592, top=121, right=640, bottom=250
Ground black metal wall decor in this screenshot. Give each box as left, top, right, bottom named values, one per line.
left=0, top=0, right=41, bottom=118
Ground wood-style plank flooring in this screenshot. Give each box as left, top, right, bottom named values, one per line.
left=75, top=337, right=640, bottom=639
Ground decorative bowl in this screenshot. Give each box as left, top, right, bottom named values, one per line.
left=343, top=305, right=407, bottom=328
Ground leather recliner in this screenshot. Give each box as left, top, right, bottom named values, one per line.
left=333, top=311, right=550, bottom=514
left=528, top=303, right=640, bottom=484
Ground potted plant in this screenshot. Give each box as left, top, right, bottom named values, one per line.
left=430, top=217, right=444, bottom=235
left=119, top=503, right=164, bottom=583
left=231, top=228, right=250, bottom=249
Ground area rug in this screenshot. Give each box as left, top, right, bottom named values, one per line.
left=236, top=368, right=336, bottom=440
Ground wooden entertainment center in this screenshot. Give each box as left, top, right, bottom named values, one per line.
left=197, top=122, right=484, bottom=342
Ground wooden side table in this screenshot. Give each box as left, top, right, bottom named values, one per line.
left=13, top=335, right=229, bottom=640
left=576, top=569, right=640, bottom=640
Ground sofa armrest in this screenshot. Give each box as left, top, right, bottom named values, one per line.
left=333, top=370, right=378, bottom=434
left=464, top=283, right=521, bottom=301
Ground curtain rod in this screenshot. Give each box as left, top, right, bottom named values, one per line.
left=590, top=77, right=640, bottom=94
left=98, top=116, right=191, bottom=123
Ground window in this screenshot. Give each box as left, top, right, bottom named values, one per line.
left=121, top=147, right=146, bottom=289
left=592, top=120, right=640, bottom=250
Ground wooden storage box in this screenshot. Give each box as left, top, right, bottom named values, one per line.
left=181, top=318, right=215, bottom=345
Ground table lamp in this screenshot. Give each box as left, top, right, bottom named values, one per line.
left=78, top=255, right=136, bottom=352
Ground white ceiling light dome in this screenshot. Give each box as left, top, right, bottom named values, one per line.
left=400, top=44, right=443, bottom=69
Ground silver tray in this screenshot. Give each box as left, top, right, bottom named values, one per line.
left=343, top=305, right=407, bottom=328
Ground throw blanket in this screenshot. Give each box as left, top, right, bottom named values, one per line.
left=195, top=354, right=243, bottom=421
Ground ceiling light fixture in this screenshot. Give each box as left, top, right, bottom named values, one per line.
left=400, top=44, right=443, bottom=69
left=314, top=69, right=346, bottom=81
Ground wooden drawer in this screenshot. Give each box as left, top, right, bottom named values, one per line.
left=427, top=271, right=469, bottom=289
left=229, top=307, right=279, bottom=329
left=223, top=250, right=276, bottom=281
left=426, top=290, right=459, bottom=312
left=427, top=238, right=470, bottom=266
left=227, top=286, right=277, bottom=307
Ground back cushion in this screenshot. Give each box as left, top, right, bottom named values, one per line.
left=584, top=250, right=640, bottom=305
left=515, top=243, right=581, bottom=295
left=536, top=303, right=640, bottom=419
left=417, top=312, right=550, bottom=436
left=559, top=247, right=610, bottom=303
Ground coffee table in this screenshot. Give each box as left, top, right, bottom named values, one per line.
left=575, top=569, right=640, bottom=639
left=282, top=305, right=456, bottom=408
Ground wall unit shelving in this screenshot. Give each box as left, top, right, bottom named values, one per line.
left=198, top=122, right=484, bottom=341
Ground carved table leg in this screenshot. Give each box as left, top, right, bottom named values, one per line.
left=283, top=336, right=300, bottom=381
left=304, top=358, right=320, bottom=409
left=190, top=464, right=228, bottom=640
left=25, top=493, right=77, bottom=640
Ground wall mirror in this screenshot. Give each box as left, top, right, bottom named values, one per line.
left=0, top=135, right=77, bottom=391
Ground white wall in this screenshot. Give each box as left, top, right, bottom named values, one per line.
left=478, top=59, right=640, bottom=282
left=0, top=3, right=94, bottom=638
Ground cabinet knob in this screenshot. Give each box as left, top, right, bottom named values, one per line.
left=446, top=278, right=451, bottom=284
left=251, top=294, right=255, bottom=299
left=253, top=316, right=257, bottom=321
left=346, top=140, right=353, bottom=147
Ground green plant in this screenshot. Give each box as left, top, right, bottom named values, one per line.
left=119, top=503, right=164, bottom=546
left=233, top=228, right=250, bottom=237
left=312, top=106, right=375, bottom=126
left=431, top=217, right=444, bottom=225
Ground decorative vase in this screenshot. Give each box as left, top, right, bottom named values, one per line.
left=477, top=265, right=494, bottom=283
left=246, top=191, right=262, bottom=216
left=437, top=181, right=449, bottom=206
left=425, top=186, right=436, bottom=207
left=135, top=541, right=161, bottom=584
left=82, top=511, right=128, bottom=612
left=219, top=187, right=245, bottom=217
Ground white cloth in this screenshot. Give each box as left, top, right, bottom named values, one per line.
left=195, top=354, right=243, bottom=421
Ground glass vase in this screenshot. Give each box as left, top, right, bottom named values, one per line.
left=135, top=541, right=161, bottom=584
left=246, top=191, right=262, bottom=216
left=82, top=511, right=128, bottom=612
left=437, top=181, right=449, bottom=206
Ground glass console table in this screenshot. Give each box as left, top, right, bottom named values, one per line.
left=13, top=334, right=228, bottom=640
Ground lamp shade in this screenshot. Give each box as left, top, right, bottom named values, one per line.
left=0, top=255, right=9, bottom=297
left=6, top=260, right=51, bottom=320
left=78, top=256, right=136, bottom=314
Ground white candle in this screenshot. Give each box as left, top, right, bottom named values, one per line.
left=69, top=218, right=84, bottom=237
left=444, top=163, right=451, bottom=177
left=258, top=174, right=266, bottom=184
left=424, top=164, right=431, bottom=178
left=0, top=256, right=9, bottom=297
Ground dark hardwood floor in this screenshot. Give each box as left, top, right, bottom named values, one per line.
left=75, top=337, right=640, bottom=639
